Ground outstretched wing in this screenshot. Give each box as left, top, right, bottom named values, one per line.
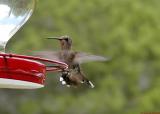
left=74, top=52, right=110, bottom=64
left=32, top=51, right=60, bottom=61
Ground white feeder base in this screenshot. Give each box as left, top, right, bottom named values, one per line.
left=0, top=78, right=44, bottom=89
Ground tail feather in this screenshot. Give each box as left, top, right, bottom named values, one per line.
left=88, top=81, right=95, bottom=88
left=85, top=80, right=94, bottom=88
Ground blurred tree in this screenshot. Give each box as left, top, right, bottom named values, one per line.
left=3, top=0, right=160, bottom=114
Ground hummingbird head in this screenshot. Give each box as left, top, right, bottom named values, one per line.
left=47, top=35, right=72, bottom=50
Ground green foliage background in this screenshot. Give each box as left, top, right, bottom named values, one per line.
left=1, top=0, right=160, bottom=114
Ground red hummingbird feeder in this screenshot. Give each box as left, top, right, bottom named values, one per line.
left=0, top=0, right=68, bottom=89
left=0, top=53, right=67, bottom=89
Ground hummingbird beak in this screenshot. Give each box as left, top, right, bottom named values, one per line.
left=46, top=37, right=62, bottom=40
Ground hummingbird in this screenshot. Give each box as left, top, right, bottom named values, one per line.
left=34, top=35, right=108, bottom=88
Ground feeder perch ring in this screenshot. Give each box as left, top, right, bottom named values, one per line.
left=0, top=53, right=68, bottom=89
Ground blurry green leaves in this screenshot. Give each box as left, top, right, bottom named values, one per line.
left=19, top=100, right=39, bottom=114
left=4, top=0, right=160, bottom=113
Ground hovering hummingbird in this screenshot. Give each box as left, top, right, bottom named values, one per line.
left=34, top=35, right=108, bottom=88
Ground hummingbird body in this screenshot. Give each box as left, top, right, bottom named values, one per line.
left=60, top=64, right=95, bottom=88
left=59, top=51, right=75, bottom=67
left=35, top=35, right=108, bottom=88
left=56, top=50, right=94, bottom=88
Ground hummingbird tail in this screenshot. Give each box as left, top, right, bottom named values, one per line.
left=88, top=81, right=95, bottom=88
left=85, top=80, right=94, bottom=88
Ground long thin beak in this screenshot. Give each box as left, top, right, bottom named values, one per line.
left=46, top=37, right=62, bottom=40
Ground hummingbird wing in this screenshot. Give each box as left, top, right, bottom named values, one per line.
left=74, top=52, right=109, bottom=64
left=32, top=51, right=61, bottom=61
